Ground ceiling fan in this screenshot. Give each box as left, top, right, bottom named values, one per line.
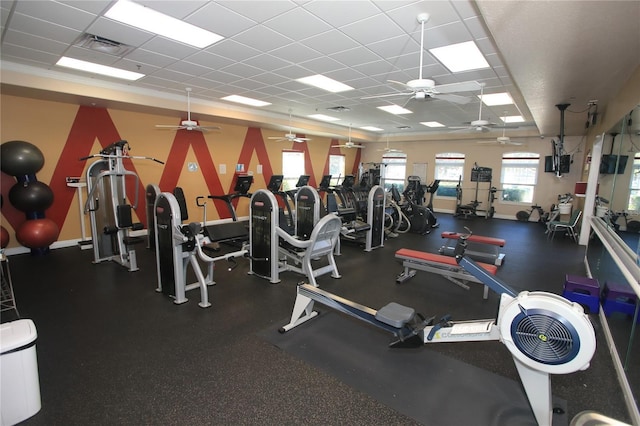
left=378, top=136, right=402, bottom=153
left=268, top=110, right=311, bottom=143
left=336, top=125, right=364, bottom=149
left=449, top=84, right=515, bottom=133
left=155, top=88, right=221, bottom=132
left=361, top=13, right=480, bottom=105
left=477, top=112, right=523, bottom=145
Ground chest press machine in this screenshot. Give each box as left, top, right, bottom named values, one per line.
left=249, top=187, right=342, bottom=286
left=154, top=191, right=249, bottom=308
left=280, top=234, right=596, bottom=426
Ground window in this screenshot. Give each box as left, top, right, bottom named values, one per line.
left=329, top=154, right=345, bottom=186
left=282, top=150, right=305, bottom=191
left=382, top=153, right=407, bottom=191
left=500, top=152, right=540, bottom=203
left=627, top=153, right=640, bottom=211
left=434, top=152, right=465, bottom=197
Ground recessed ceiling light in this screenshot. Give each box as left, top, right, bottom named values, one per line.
left=360, top=126, right=383, bottom=131
left=378, top=105, right=412, bottom=115
left=221, top=95, right=271, bottom=107
left=503, top=115, right=525, bottom=123
left=56, top=56, right=144, bottom=80
left=420, top=121, right=445, bottom=128
left=296, top=75, right=354, bottom=93
left=479, top=92, right=514, bottom=106
left=429, top=41, right=489, bottom=72
left=307, top=114, right=340, bottom=122
left=105, top=0, right=224, bottom=49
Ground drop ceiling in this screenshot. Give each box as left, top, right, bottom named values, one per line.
left=1, top=0, right=638, bottom=142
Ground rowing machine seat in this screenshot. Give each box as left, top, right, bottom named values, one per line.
left=376, top=302, right=416, bottom=328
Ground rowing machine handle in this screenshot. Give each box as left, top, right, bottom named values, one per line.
left=196, top=196, right=206, bottom=207
left=426, top=314, right=452, bottom=341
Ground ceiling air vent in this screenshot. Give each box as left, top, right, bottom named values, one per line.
left=76, top=34, right=133, bottom=56
left=326, top=106, right=351, bottom=112
left=396, top=125, right=412, bottom=129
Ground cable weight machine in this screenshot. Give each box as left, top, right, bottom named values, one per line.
left=81, top=140, right=164, bottom=271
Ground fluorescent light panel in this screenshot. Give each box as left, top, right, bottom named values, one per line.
left=105, top=0, right=223, bottom=49
left=296, top=75, right=354, bottom=93
left=221, top=95, right=271, bottom=107
left=307, top=114, right=340, bottom=122
left=429, top=41, right=489, bottom=73
left=479, top=92, right=514, bottom=106
left=360, top=126, right=383, bottom=131
left=503, top=115, right=524, bottom=123
left=56, top=56, right=144, bottom=80
left=420, top=121, right=445, bottom=128
left=378, top=105, right=412, bottom=115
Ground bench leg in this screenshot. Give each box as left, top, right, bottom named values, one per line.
left=396, top=267, right=416, bottom=283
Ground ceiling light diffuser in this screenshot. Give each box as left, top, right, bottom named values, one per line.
left=377, top=105, right=412, bottom=115
left=429, top=41, right=489, bottom=73
left=307, top=114, right=340, bottom=122
left=221, top=95, right=271, bottom=107
left=503, top=115, right=525, bottom=123
left=479, top=92, right=514, bottom=106
left=420, top=121, right=445, bottom=128
left=360, top=126, right=383, bottom=131
left=105, top=0, right=224, bottom=49
left=296, top=75, right=354, bottom=93
left=56, top=56, right=144, bottom=80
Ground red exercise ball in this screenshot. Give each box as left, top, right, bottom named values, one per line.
left=0, top=225, right=9, bottom=248
left=16, top=218, right=59, bottom=249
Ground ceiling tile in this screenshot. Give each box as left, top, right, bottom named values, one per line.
left=9, top=13, right=81, bottom=44
left=340, top=14, right=405, bottom=45
left=216, top=1, right=298, bottom=23
left=263, top=7, right=332, bottom=40
left=329, top=46, right=382, bottom=68
left=1, top=45, right=60, bottom=66
left=14, top=0, right=96, bottom=30
left=206, top=39, right=262, bottom=62
left=232, top=25, right=294, bottom=54
left=57, top=1, right=112, bottom=15
left=303, top=1, right=381, bottom=29
left=269, top=42, right=321, bottom=65
left=87, top=17, right=155, bottom=47
left=183, top=51, right=235, bottom=70
left=3, top=29, right=70, bottom=55
left=186, top=2, right=256, bottom=38
left=140, top=37, right=199, bottom=60
left=301, top=30, right=360, bottom=55
left=124, top=48, right=177, bottom=68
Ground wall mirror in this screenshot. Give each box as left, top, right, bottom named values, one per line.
left=585, top=104, right=640, bottom=421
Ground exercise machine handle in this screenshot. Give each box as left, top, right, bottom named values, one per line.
left=196, top=196, right=207, bottom=207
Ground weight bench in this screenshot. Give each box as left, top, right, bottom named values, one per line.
left=395, top=248, right=498, bottom=299
left=439, top=232, right=506, bottom=266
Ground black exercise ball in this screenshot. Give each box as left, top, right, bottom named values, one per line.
left=1, top=140, right=45, bottom=176
left=8, top=181, right=54, bottom=212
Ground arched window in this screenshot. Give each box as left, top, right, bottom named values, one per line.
left=382, top=152, right=407, bottom=191
left=501, top=152, right=540, bottom=203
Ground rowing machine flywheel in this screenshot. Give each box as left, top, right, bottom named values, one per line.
left=498, top=291, right=596, bottom=375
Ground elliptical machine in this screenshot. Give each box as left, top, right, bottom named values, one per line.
left=401, top=176, right=437, bottom=235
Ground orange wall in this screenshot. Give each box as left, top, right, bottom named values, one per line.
left=0, top=94, right=361, bottom=249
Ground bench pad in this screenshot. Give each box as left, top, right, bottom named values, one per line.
left=395, top=248, right=498, bottom=276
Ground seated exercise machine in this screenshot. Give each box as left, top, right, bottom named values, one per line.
left=384, top=185, right=411, bottom=236
left=439, top=231, right=506, bottom=266
left=280, top=233, right=597, bottom=426
left=249, top=188, right=342, bottom=285
left=154, top=191, right=248, bottom=308
left=395, top=246, right=495, bottom=299
left=81, top=140, right=164, bottom=271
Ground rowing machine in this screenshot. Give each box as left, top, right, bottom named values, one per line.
left=280, top=233, right=596, bottom=426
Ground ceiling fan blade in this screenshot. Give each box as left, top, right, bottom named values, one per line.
left=198, top=126, right=221, bottom=131
left=434, top=80, right=481, bottom=94
left=432, top=93, right=471, bottom=105
left=361, top=91, right=411, bottom=100
left=387, top=80, right=411, bottom=90
left=155, top=124, right=183, bottom=129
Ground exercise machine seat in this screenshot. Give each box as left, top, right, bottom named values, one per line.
left=276, top=213, right=342, bottom=286
left=395, top=248, right=498, bottom=276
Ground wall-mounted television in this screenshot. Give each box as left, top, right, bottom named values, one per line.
left=544, top=155, right=570, bottom=173
left=600, top=155, right=629, bottom=174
